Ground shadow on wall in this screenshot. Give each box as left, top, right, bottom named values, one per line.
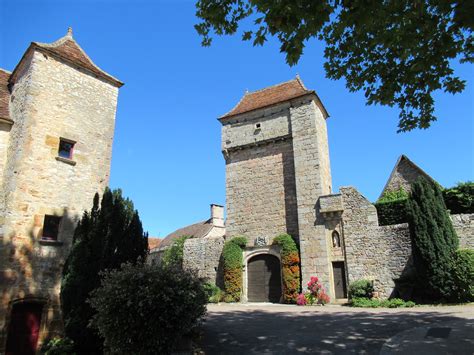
left=202, top=308, right=473, bottom=354
left=0, top=208, right=78, bottom=350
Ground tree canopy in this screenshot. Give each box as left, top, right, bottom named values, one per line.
left=195, top=0, right=473, bottom=132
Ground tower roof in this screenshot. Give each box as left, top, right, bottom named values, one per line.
left=220, top=76, right=328, bottom=119
left=9, top=28, right=123, bottom=87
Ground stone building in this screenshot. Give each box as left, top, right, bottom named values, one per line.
left=0, top=29, right=122, bottom=352
left=164, top=77, right=473, bottom=304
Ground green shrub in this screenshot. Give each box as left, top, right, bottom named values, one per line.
left=348, top=279, right=374, bottom=299
left=443, top=181, right=474, bottom=214
left=204, top=283, right=223, bottom=303
left=89, top=262, right=207, bottom=355
left=161, top=235, right=191, bottom=268
left=273, top=234, right=301, bottom=303
left=221, top=237, right=247, bottom=302
left=41, top=337, right=75, bottom=355
left=378, top=187, right=409, bottom=203
left=374, top=198, right=408, bottom=225
left=351, top=297, right=415, bottom=308
left=452, top=249, right=474, bottom=302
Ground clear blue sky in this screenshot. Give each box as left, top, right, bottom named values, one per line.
left=1, top=0, right=473, bottom=237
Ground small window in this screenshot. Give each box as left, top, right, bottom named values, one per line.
left=255, top=123, right=261, bottom=129
left=58, top=139, right=75, bottom=159
left=332, top=231, right=341, bottom=248
left=42, top=215, right=61, bottom=241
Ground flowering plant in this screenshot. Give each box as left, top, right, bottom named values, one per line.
left=296, top=276, right=330, bottom=306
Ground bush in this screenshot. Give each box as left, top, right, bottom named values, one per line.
left=41, top=337, right=75, bottom=355
left=443, top=181, right=474, bottom=214
left=221, top=237, right=247, bottom=302
left=350, top=297, right=415, bottom=308
left=348, top=279, right=374, bottom=299
left=89, top=262, right=207, bottom=355
left=204, top=283, right=223, bottom=303
left=272, top=234, right=301, bottom=303
left=161, top=235, right=191, bottom=268
left=378, top=187, right=409, bottom=203
left=374, top=198, right=408, bottom=226
left=452, top=249, right=474, bottom=302
left=296, top=276, right=330, bottom=306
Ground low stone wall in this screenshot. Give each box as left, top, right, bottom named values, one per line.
left=451, top=214, right=474, bottom=249
left=183, top=237, right=225, bottom=285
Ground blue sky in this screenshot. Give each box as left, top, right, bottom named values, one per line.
left=1, top=0, right=473, bottom=237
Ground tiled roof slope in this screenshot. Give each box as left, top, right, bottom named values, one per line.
left=0, top=69, right=11, bottom=122
left=220, top=77, right=315, bottom=119
left=148, top=237, right=162, bottom=251
left=159, top=220, right=213, bottom=249
left=10, top=28, right=123, bottom=88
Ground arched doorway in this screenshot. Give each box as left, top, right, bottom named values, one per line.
left=247, top=254, right=282, bottom=302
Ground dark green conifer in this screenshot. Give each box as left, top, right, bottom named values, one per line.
left=61, top=188, right=148, bottom=353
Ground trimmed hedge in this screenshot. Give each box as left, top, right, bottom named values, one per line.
left=222, top=236, right=247, bottom=301
left=350, top=297, right=415, bottom=308
left=374, top=198, right=408, bottom=226
left=273, top=234, right=301, bottom=303
left=452, top=249, right=474, bottom=302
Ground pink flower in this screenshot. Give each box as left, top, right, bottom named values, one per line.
left=297, top=293, right=308, bottom=306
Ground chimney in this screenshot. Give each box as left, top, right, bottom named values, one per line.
left=210, top=204, right=224, bottom=228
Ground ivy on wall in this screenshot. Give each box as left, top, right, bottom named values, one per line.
left=221, top=236, right=247, bottom=302
left=272, top=234, right=301, bottom=303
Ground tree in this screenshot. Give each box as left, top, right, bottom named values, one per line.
left=195, top=0, right=473, bottom=132
left=443, top=181, right=474, bottom=214
left=61, top=188, right=148, bottom=353
left=161, top=235, right=191, bottom=268
left=406, top=177, right=459, bottom=301
left=89, top=262, right=207, bottom=354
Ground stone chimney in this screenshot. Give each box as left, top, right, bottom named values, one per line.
left=210, top=204, right=224, bottom=227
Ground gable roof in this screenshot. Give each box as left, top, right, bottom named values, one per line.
left=0, top=69, right=12, bottom=123
left=148, top=237, right=162, bottom=251
left=220, top=76, right=327, bottom=119
left=158, top=220, right=213, bottom=249
left=379, top=154, right=437, bottom=198
left=10, top=28, right=123, bottom=88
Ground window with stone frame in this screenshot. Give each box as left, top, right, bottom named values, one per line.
left=42, top=215, right=61, bottom=241
left=58, top=138, right=75, bottom=159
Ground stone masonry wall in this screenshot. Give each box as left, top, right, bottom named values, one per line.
left=183, top=237, right=225, bottom=285
left=451, top=213, right=474, bottom=249
left=0, top=50, right=119, bottom=347
left=290, top=99, right=332, bottom=291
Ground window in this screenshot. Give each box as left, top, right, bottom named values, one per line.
left=58, top=138, right=75, bottom=159
left=332, top=231, right=341, bottom=248
left=42, top=215, right=61, bottom=241
left=255, top=123, right=261, bottom=129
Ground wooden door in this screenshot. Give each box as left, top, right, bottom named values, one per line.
left=333, top=262, right=347, bottom=299
left=247, top=254, right=281, bottom=302
left=5, top=302, right=43, bottom=355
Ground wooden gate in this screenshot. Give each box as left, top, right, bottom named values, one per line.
left=247, top=254, right=282, bottom=302
left=332, top=262, right=347, bottom=299
left=5, top=302, right=43, bottom=355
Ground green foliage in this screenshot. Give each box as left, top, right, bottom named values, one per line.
left=272, top=234, right=301, bottom=303
left=195, top=0, right=472, bottom=132
left=451, top=249, right=474, bottom=302
left=221, top=236, right=247, bottom=301
left=348, top=279, right=374, bottom=299
left=350, top=297, right=415, bottom=308
left=407, top=177, right=459, bottom=301
left=204, top=283, right=223, bottom=303
left=41, top=337, right=75, bottom=355
left=89, top=262, right=207, bottom=355
left=378, top=187, right=409, bottom=203
left=443, top=181, right=474, bottom=214
left=60, top=188, right=148, bottom=353
left=374, top=198, right=408, bottom=226
left=161, top=235, right=191, bottom=268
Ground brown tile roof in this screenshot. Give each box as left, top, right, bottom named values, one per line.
left=159, top=220, right=213, bottom=249
left=10, top=28, right=123, bottom=88
left=220, top=77, right=318, bottom=119
left=148, top=237, right=162, bottom=251
left=0, top=69, right=11, bottom=123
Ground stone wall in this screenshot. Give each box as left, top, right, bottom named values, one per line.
left=183, top=237, right=225, bottom=285
left=451, top=213, right=474, bottom=249
left=0, top=49, right=119, bottom=347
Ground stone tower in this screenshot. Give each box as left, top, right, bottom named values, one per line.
left=220, top=77, right=333, bottom=299
left=0, top=29, right=122, bottom=350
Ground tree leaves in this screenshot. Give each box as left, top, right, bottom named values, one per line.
left=195, top=0, right=473, bottom=132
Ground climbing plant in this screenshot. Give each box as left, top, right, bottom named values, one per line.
left=161, top=235, right=191, bottom=269
left=272, top=234, right=301, bottom=303
left=221, top=236, right=247, bottom=302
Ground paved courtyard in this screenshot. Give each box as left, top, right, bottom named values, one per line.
left=201, top=303, right=474, bottom=354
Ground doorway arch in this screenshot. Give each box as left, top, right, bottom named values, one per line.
left=246, top=253, right=282, bottom=303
